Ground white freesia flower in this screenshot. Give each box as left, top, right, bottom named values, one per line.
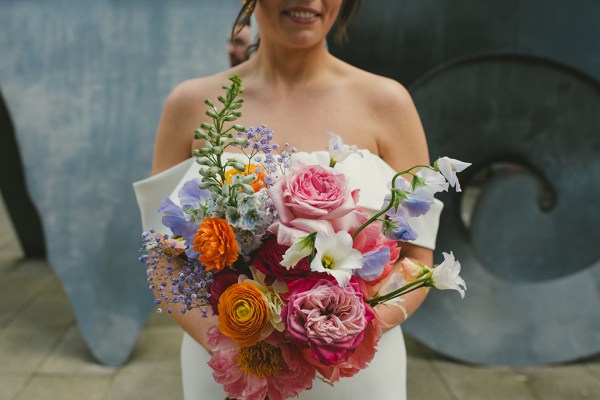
left=431, top=252, right=466, bottom=298
left=327, top=132, right=363, bottom=166
left=435, top=157, right=471, bottom=192
left=310, top=231, right=363, bottom=287
left=281, top=233, right=315, bottom=269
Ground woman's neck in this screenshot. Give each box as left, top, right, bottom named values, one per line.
left=246, top=39, right=335, bottom=91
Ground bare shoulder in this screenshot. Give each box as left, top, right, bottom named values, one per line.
left=152, top=71, right=233, bottom=175
left=342, top=65, right=430, bottom=170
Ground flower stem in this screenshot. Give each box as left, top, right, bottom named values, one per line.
left=366, top=276, right=431, bottom=306
left=352, top=165, right=431, bottom=239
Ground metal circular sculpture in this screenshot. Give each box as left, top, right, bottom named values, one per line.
left=402, top=53, right=600, bottom=365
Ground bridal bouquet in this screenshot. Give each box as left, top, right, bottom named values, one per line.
left=140, top=75, right=469, bottom=400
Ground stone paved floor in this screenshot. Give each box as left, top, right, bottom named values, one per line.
left=1, top=194, right=599, bottom=400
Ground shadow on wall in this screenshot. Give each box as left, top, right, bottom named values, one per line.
left=0, top=91, right=46, bottom=258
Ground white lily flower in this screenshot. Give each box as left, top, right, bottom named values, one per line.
left=310, top=231, right=363, bottom=287
left=281, top=233, right=315, bottom=269
left=327, top=132, right=363, bottom=166
left=431, top=252, right=466, bottom=298
left=435, top=157, right=471, bottom=192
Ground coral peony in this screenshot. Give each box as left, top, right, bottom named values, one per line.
left=218, top=281, right=271, bottom=346
left=352, top=220, right=400, bottom=284
left=192, top=217, right=238, bottom=271
left=208, top=328, right=316, bottom=400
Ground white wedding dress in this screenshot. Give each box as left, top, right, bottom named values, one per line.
left=134, top=150, right=443, bottom=400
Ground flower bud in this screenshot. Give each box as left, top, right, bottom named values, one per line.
left=242, top=174, right=257, bottom=184
left=194, top=129, right=209, bottom=140
left=232, top=138, right=248, bottom=146
left=199, top=181, right=214, bottom=190
left=212, top=146, right=223, bottom=155
left=200, top=122, right=213, bottom=130
left=199, top=168, right=212, bottom=178
left=204, top=99, right=214, bottom=107
left=195, top=148, right=211, bottom=156
left=233, top=124, right=245, bottom=131
left=206, top=109, right=218, bottom=118
left=231, top=161, right=247, bottom=172
left=241, top=184, right=255, bottom=194
left=196, top=158, right=214, bottom=166
left=208, top=166, right=220, bottom=176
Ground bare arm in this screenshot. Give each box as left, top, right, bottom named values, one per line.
left=371, top=78, right=433, bottom=329
left=151, top=80, right=217, bottom=351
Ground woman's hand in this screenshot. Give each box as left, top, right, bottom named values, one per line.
left=373, top=242, right=432, bottom=331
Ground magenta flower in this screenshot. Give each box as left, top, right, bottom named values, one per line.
left=268, top=164, right=364, bottom=246
left=281, top=276, right=375, bottom=366
left=207, top=327, right=315, bottom=400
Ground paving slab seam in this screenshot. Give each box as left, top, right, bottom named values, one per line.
left=428, top=360, right=459, bottom=400
left=8, top=372, right=35, bottom=400
left=0, top=271, right=67, bottom=329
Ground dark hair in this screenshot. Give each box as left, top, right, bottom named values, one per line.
left=231, top=0, right=361, bottom=44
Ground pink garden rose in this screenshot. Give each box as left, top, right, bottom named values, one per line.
left=268, top=164, right=364, bottom=246
left=281, top=276, right=375, bottom=366
left=208, top=327, right=315, bottom=400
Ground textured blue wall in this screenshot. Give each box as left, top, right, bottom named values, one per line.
left=0, top=0, right=240, bottom=365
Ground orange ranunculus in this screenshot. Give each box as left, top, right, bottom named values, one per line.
left=224, top=163, right=267, bottom=192
left=192, top=217, right=239, bottom=271
left=217, top=281, right=271, bottom=346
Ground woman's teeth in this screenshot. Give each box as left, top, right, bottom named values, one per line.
left=288, top=11, right=317, bottom=19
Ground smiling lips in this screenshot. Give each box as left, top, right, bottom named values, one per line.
left=283, top=8, right=320, bottom=23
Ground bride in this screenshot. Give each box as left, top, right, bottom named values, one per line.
left=136, top=0, right=442, bottom=398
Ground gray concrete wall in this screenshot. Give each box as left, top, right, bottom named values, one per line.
left=0, top=0, right=240, bottom=365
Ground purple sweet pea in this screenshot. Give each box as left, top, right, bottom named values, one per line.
left=402, top=195, right=432, bottom=217
left=158, top=197, right=199, bottom=244
left=357, top=247, right=391, bottom=281
left=179, top=178, right=210, bottom=210
left=386, top=223, right=418, bottom=242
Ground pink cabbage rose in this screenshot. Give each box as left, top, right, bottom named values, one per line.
left=268, top=164, right=364, bottom=246
left=281, top=276, right=375, bottom=366
left=207, top=327, right=315, bottom=400
left=308, top=314, right=384, bottom=383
